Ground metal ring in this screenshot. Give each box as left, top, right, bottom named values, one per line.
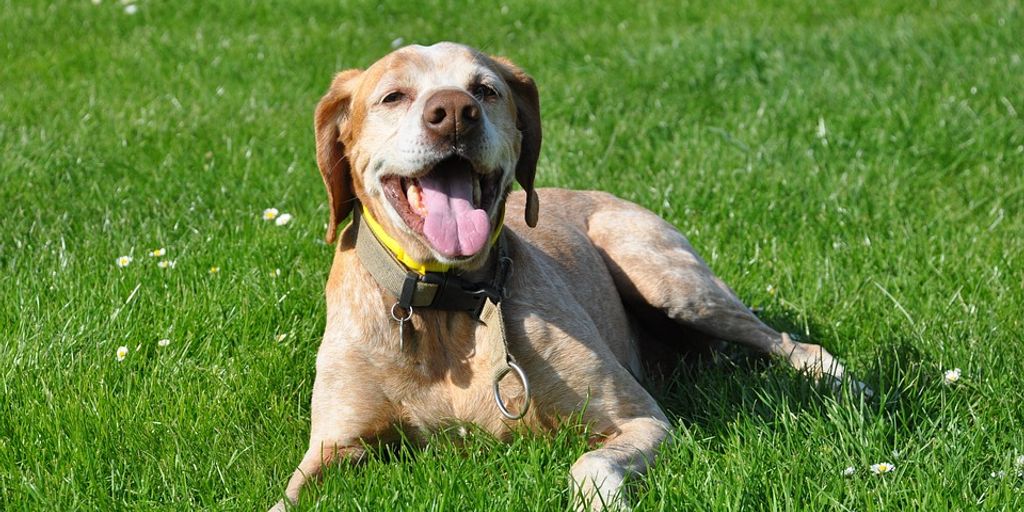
left=493, top=361, right=530, bottom=420
left=390, top=302, right=413, bottom=322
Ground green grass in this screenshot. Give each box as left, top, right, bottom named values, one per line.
left=3, top=0, right=1023, bottom=509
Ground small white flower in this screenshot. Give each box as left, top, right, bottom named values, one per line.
left=262, top=208, right=279, bottom=221
left=991, top=470, right=1007, bottom=479
left=390, top=37, right=405, bottom=49
left=1014, top=455, right=1024, bottom=467
left=157, top=260, right=176, bottom=269
left=157, top=338, right=171, bottom=347
left=124, top=3, right=137, bottom=15
left=149, top=248, right=166, bottom=257
left=271, top=268, right=281, bottom=278
left=116, top=346, right=129, bottom=361
left=208, top=266, right=221, bottom=274
left=91, top=0, right=102, bottom=5
left=943, top=368, right=962, bottom=385
left=275, top=213, right=293, bottom=226
left=275, top=333, right=289, bottom=342
left=842, top=466, right=856, bottom=477
left=116, top=255, right=133, bottom=268
left=870, top=462, right=895, bottom=475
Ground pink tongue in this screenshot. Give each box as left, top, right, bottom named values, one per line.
left=418, top=164, right=490, bottom=258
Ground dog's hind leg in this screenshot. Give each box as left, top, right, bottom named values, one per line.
left=584, top=194, right=851, bottom=383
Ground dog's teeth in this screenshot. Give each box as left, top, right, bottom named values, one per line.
left=407, top=179, right=427, bottom=216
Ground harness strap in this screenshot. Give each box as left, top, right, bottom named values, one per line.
left=480, top=297, right=530, bottom=420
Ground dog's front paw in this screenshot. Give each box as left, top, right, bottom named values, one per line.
left=569, top=453, right=631, bottom=512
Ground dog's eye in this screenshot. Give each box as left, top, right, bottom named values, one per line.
left=381, top=91, right=405, bottom=104
left=472, top=84, right=498, bottom=100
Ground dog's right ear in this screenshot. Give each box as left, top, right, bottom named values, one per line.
left=315, top=69, right=363, bottom=244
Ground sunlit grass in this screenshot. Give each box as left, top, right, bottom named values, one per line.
left=2, top=0, right=1023, bottom=510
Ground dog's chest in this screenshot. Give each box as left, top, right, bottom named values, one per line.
left=389, top=309, right=526, bottom=439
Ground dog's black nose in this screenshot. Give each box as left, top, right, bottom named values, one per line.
left=422, top=89, right=481, bottom=142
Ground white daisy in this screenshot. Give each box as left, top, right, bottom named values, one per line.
left=157, top=338, right=171, bottom=347
left=271, top=268, right=281, bottom=278
left=262, top=208, right=279, bottom=221
left=116, top=346, right=129, bottom=361
left=124, top=3, right=137, bottom=15
left=943, top=368, right=961, bottom=385
left=870, top=462, right=895, bottom=475
left=275, top=213, right=293, bottom=226
left=157, top=260, right=176, bottom=269
left=116, top=255, right=133, bottom=268
left=842, top=466, right=856, bottom=477
left=149, top=248, right=166, bottom=257
left=209, top=266, right=221, bottom=274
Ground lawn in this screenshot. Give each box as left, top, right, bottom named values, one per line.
left=2, top=0, right=1023, bottom=510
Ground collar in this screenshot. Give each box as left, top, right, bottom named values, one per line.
left=355, top=205, right=512, bottom=316
left=360, top=205, right=503, bottom=275
left=353, top=205, right=529, bottom=420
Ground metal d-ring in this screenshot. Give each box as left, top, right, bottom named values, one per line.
left=389, top=302, right=413, bottom=323
left=390, top=303, right=413, bottom=350
left=493, top=360, right=530, bottom=420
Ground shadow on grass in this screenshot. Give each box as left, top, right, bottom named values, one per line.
left=644, top=309, right=941, bottom=444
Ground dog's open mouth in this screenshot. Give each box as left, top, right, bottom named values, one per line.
left=382, top=156, right=501, bottom=259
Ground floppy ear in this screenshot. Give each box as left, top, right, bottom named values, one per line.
left=315, top=69, right=363, bottom=244
left=493, top=56, right=542, bottom=227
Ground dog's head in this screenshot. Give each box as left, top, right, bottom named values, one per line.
left=314, top=42, right=541, bottom=268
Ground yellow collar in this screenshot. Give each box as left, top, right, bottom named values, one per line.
left=360, top=205, right=503, bottom=275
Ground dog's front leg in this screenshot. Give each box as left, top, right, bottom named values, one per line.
left=269, top=442, right=365, bottom=512
left=269, top=350, right=395, bottom=512
left=570, top=416, right=671, bottom=511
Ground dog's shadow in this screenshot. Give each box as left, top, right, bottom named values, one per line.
left=642, top=310, right=931, bottom=439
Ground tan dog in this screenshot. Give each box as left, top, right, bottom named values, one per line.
left=271, top=42, right=852, bottom=511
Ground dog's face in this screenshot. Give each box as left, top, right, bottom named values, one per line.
left=315, top=42, right=541, bottom=268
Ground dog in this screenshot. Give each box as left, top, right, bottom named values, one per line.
left=271, top=42, right=853, bottom=511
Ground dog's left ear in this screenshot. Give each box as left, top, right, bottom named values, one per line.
left=492, top=56, right=542, bottom=227
left=315, top=69, right=363, bottom=244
